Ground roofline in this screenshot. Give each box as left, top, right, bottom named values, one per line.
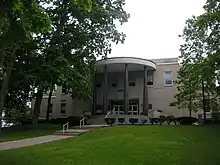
left=96, top=57, right=157, bottom=66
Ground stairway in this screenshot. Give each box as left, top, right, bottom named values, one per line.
left=53, top=125, right=108, bottom=136
left=53, top=129, right=90, bottom=136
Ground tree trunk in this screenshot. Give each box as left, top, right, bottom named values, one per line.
left=0, top=55, right=13, bottom=132
left=202, top=80, right=206, bottom=122
left=189, top=83, right=192, bottom=118
left=32, top=88, right=43, bottom=126
left=189, top=110, right=192, bottom=118
left=46, top=85, right=54, bottom=122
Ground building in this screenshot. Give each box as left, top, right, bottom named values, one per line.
left=33, top=57, right=201, bottom=123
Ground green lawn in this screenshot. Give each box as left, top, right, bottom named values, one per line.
left=1, top=125, right=220, bottom=165
left=0, top=124, right=60, bottom=142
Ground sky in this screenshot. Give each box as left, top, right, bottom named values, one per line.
left=110, top=0, right=206, bottom=59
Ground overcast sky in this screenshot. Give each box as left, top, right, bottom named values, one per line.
left=109, top=0, right=206, bottom=59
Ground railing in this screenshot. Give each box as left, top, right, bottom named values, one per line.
left=62, top=122, right=69, bottom=135
left=105, top=111, right=112, bottom=118
left=80, top=118, right=86, bottom=129
left=105, top=108, right=116, bottom=118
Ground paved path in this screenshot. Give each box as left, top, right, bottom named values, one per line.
left=0, top=135, right=72, bottom=151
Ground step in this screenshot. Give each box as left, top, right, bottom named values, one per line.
left=53, top=132, right=81, bottom=136
left=72, top=125, right=107, bottom=129
left=53, top=129, right=91, bottom=136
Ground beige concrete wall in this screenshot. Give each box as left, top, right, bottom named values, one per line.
left=32, top=57, right=202, bottom=119
left=32, top=87, right=90, bottom=119
left=148, top=62, right=180, bottom=117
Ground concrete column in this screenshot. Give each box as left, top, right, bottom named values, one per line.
left=92, top=72, right=96, bottom=116
left=103, top=65, right=108, bottom=114
left=124, top=64, right=129, bottom=114
left=143, top=66, right=149, bottom=115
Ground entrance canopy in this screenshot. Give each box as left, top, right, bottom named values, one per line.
left=95, top=57, right=156, bottom=73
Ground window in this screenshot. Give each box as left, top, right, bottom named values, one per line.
left=148, top=104, right=152, bottom=109
left=96, top=84, right=101, bottom=87
left=62, top=86, right=67, bottom=94
left=111, top=83, right=117, bottom=87
left=147, top=71, right=154, bottom=85
left=49, top=104, right=53, bottom=114
left=61, top=103, right=66, bottom=114
left=164, top=71, right=173, bottom=85
left=129, top=82, right=136, bottom=86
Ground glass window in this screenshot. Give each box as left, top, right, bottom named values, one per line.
left=111, top=83, right=117, bottom=87
left=61, top=103, right=66, bottom=114
left=148, top=104, right=152, bottom=109
left=96, top=84, right=101, bottom=87
left=62, top=86, right=67, bottom=94
left=164, top=71, right=173, bottom=85
left=129, top=82, right=136, bottom=86
left=147, top=71, right=154, bottom=85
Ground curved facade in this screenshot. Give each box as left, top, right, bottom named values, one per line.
left=93, top=57, right=158, bottom=116
left=96, top=57, right=156, bottom=72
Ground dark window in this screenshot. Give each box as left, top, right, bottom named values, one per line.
left=61, top=103, right=66, bottom=114
left=129, top=99, right=139, bottom=105
left=147, top=71, right=154, bottom=85
left=148, top=104, right=152, bottom=109
left=111, top=83, right=117, bottom=87
left=96, top=105, right=102, bottom=110
left=62, top=86, right=67, bottom=94
left=96, top=84, right=101, bottom=87
left=129, top=82, right=136, bottom=86
left=164, top=71, right=173, bottom=85
left=147, top=81, right=153, bottom=85
left=165, top=80, right=173, bottom=85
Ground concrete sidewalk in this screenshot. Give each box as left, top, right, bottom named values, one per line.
left=0, top=135, right=72, bottom=151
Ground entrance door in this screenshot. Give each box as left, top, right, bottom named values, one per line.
left=110, top=100, right=124, bottom=115
left=112, top=105, right=124, bottom=115
left=128, top=105, right=139, bottom=115
left=128, top=99, right=139, bottom=115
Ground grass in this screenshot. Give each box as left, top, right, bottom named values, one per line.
left=0, top=125, right=220, bottom=165
left=0, top=124, right=60, bottom=142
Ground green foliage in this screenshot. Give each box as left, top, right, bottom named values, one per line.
left=3, top=107, right=32, bottom=125
left=171, top=0, right=220, bottom=117
left=1, top=0, right=130, bottom=126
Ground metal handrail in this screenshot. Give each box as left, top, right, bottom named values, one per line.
left=105, top=111, right=111, bottom=118
left=105, top=108, right=115, bottom=118
left=80, top=118, right=86, bottom=128
left=62, top=122, right=69, bottom=135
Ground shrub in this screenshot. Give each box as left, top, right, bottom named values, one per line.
left=141, top=119, right=147, bottom=124
left=159, top=115, right=166, bottom=125
left=4, top=107, right=32, bottom=125
left=105, top=118, right=116, bottom=126
left=211, top=112, right=220, bottom=124
left=129, top=118, right=138, bottom=124
left=118, top=118, right=125, bottom=124
left=150, top=118, right=159, bottom=125
left=177, top=117, right=197, bottom=125
left=166, top=115, right=175, bottom=125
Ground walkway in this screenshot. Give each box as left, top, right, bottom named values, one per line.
left=0, top=135, right=72, bottom=151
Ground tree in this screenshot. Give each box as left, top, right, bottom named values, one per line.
left=172, top=0, right=219, bottom=121
left=0, top=0, right=51, bottom=131
left=31, top=0, right=129, bottom=125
